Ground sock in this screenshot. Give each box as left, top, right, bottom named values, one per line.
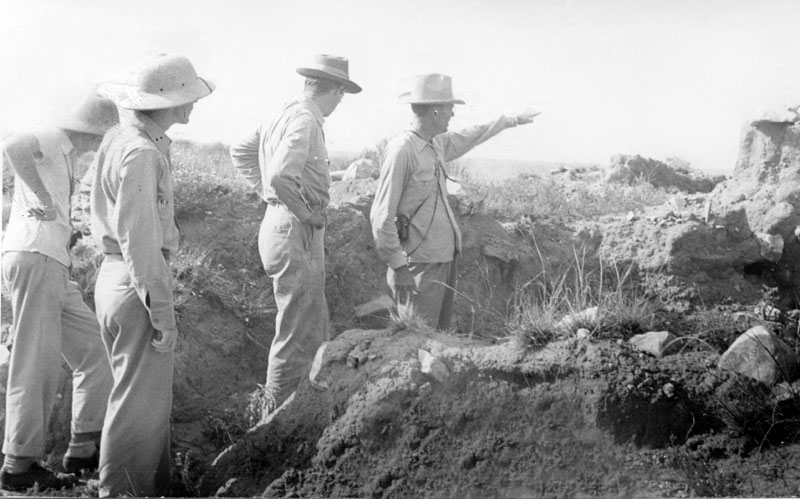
left=65, top=431, right=100, bottom=458
left=3, top=455, right=34, bottom=474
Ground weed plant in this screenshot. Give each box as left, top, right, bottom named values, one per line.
left=508, top=245, right=657, bottom=348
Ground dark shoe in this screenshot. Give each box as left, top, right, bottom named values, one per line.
left=0, top=462, right=77, bottom=492
left=62, top=450, right=99, bottom=474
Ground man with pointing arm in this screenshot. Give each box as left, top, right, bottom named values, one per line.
left=371, top=73, right=539, bottom=330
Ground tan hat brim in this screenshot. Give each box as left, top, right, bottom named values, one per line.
left=399, top=92, right=465, bottom=105
left=296, top=68, right=362, bottom=94
left=101, top=77, right=216, bottom=110
left=55, top=116, right=115, bottom=135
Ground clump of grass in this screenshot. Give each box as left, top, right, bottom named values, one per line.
left=201, top=393, right=261, bottom=447
left=508, top=244, right=656, bottom=348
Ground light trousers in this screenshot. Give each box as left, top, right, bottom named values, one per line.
left=259, top=204, right=330, bottom=413
left=1, top=251, right=112, bottom=457
left=387, top=258, right=457, bottom=330
left=94, top=256, right=172, bottom=498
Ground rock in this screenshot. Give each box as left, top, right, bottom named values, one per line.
left=341, top=158, right=379, bottom=182
left=418, top=349, right=449, bottom=383
left=755, top=232, right=784, bottom=262
left=669, top=196, right=687, bottom=211
left=718, top=326, right=800, bottom=385
left=629, top=331, right=681, bottom=357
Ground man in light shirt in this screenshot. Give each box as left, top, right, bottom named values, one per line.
left=1, top=92, right=117, bottom=492
left=230, top=54, right=361, bottom=417
left=91, top=54, right=214, bottom=497
left=370, top=73, right=539, bottom=330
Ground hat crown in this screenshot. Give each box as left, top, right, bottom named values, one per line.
left=402, top=73, right=464, bottom=104
left=57, top=93, right=119, bottom=135
left=308, top=54, right=350, bottom=80
left=296, top=54, right=361, bottom=93
left=126, top=54, right=199, bottom=94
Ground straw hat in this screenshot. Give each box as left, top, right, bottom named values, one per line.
left=100, top=54, right=215, bottom=110
left=400, top=74, right=465, bottom=105
left=297, top=54, right=362, bottom=94
left=56, top=92, right=119, bottom=135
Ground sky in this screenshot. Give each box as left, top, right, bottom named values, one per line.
left=1, top=0, right=800, bottom=175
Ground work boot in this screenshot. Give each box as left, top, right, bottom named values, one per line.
left=0, top=462, right=77, bottom=492
left=62, top=450, right=99, bottom=474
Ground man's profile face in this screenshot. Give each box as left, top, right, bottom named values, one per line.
left=324, top=86, right=346, bottom=117
left=433, top=104, right=455, bottom=133
left=175, top=102, right=195, bottom=125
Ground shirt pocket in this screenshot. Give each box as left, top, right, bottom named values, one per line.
left=157, top=197, right=172, bottom=225
left=403, top=168, right=437, bottom=212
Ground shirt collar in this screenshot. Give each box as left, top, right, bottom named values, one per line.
left=301, top=96, right=325, bottom=126
left=407, top=129, right=432, bottom=153
left=54, top=128, right=74, bottom=155
left=121, top=110, right=172, bottom=155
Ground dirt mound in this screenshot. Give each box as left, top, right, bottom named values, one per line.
left=196, top=326, right=777, bottom=498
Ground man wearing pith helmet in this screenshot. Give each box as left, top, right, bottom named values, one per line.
left=0, top=92, right=117, bottom=492
left=371, top=73, right=539, bottom=330
left=231, top=54, right=360, bottom=417
left=91, top=53, right=214, bottom=497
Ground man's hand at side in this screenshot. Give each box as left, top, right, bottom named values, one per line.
left=393, top=265, right=418, bottom=304
left=152, top=327, right=178, bottom=353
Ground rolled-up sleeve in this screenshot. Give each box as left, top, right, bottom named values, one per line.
left=230, top=128, right=263, bottom=195
left=266, top=115, right=315, bottom=222
left=439, top=115, right=517, bottom=162
left=114, top=149, right=175, bottom=331
left=370, top=145, right=411, bottom=270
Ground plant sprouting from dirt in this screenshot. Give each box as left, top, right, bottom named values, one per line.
left=508, top=243, right=656, bottom=348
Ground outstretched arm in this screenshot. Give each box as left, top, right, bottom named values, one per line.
left=439, top=108, right=541, bottom=162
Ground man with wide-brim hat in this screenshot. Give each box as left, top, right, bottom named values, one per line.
left=0, top=91, right=117, bottom=493
left=91, top=53, right=214, bottom=498
left=231, top=54, right=360, bottom=418
left=371, top=73, right=540, bottom=330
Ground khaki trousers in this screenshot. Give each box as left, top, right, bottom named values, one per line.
left=388, top=257, right=457, bottom=330
left=1, top=251, right=112, bottom=457
left=259, top=204, right=330, bottom=413
left=94, top=256, right=172, bottom=498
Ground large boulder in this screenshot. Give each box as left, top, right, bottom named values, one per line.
left=706, top=121, right=800, bottom=298
left=718, top=325, right=800, bottom=386
left=594, top=121, right=800, bottom=306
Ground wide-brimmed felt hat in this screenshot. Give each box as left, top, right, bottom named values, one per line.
left=297, top=54, right=362, bottom=94
left=100, top=54, right=215, bottom=111
left=400, top=73, right=465, bottom=105
left=56, top=92, right=119, bottom=135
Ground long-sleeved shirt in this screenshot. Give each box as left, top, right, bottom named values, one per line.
left=371, top=115, right=521, bottom=269
left=230, top=97, right=330, bottom=221
left=2, top=128, right=80, bottom=268
left=90, top=111, right=179, bottom=331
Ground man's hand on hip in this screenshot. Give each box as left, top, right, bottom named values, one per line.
left=152, top=327, right=178, bottom=353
